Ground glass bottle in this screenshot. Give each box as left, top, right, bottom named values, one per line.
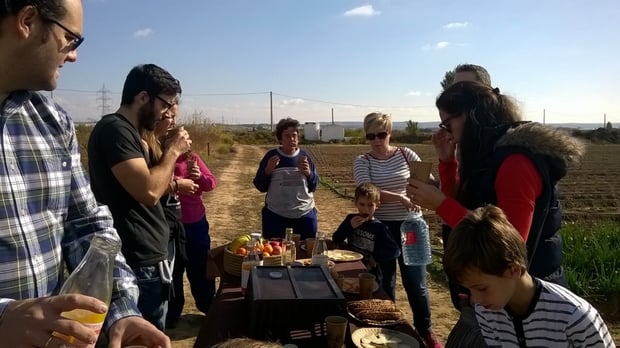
left=283, top=228, right=296, bottom=265
left=54, top=233, right=120, bottom=347
left=311, top=232, right=329, bottom=266
left=400, top=209, right=432, bottom=266
left=241, top=234, right=261, bottom=294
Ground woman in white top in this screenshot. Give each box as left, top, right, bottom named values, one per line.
left=352, top=112, right=442, bottom=348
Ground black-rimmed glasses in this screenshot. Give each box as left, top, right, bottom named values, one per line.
left=155, top=95, right=175, bottom=112
left=48, top=19, right=84, bottom=51
left=365, top=132, right=389, bottom=141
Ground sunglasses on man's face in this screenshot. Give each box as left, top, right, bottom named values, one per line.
left=365, top=132, right=389, bottom=141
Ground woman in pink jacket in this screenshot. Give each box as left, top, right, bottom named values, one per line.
left=167, top=149, right=217, bottom=326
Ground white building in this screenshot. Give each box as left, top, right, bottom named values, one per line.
left=303, top=122, right=320, bottom=141
left=321, top=124, right=345, bottom=142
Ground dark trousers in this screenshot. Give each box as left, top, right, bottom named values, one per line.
left=383, top=220, right=433, bottom=336
left=167, top=216, right=215, bottom=320
left=133, top=264, right=168, bottom=331
left=261, top=206, right=318, bottom=240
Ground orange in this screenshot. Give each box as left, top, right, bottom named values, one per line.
left=263, top=244, right=274, bottom=254
left=263, top=251, right=271, bottom=257
left=236, top=247, right=247, bottom=256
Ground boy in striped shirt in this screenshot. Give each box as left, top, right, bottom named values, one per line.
left=443, top=205, right=614, bottom=348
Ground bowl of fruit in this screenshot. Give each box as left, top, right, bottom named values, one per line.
left=223, top=234, right=283, bottom=276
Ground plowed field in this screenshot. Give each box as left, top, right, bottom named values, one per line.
left=305, top=144, right=620, bottom=223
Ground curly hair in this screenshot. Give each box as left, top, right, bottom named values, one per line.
left=274, top=117, right=300, bottom=142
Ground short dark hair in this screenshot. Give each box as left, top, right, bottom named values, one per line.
left=455, top=64, right=492, bottom=87
left=274, top=117, right=300, bottom=141
left=355, top=183, right=381, bottom=202
left=1, top=0, right=66, bottom=24
left=443, top=205, right=528, bottom=284
left=120, top=64, right=182, bottom=106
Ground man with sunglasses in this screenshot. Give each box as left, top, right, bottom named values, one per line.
left=0, top=1, right=172, bottom=347
left=88, top=64, right=192, bottom=332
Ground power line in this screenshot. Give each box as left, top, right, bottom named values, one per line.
left=271, top=92, right=433, bottom=109
left=96, top=84, right=111, bottom=116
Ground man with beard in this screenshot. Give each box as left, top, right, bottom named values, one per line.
left=88, top=64, right=191, bottom=331
left=0, top=1, right=172, bottom=346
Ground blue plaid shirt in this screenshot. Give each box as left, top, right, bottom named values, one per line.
left=0, top=91, right=141, bottom=331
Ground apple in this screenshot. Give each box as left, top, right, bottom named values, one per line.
left=272, top=245, right=283, bottom=255
left=269, top=240, right=281, bottom=247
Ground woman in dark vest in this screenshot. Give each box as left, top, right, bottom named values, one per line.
left=406, top=81, right=585, bottom=347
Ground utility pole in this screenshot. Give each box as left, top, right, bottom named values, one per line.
left=270, top=91, right=273, bottom=132
left=96, top=84, right=111, bottom=116
left=604, top=113, right=606, bottom=128
left=543, top=109, right=546, bottom=125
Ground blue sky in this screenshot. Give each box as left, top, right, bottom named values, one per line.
left=55, top=0, right=619, bottom=126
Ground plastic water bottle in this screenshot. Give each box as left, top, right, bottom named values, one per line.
left=311, top=232, right=329, bottom=266
left=400, top=210, right=432, bottom=265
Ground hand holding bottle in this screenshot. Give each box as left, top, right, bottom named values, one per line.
left=0, top=294, right=107, bottom=348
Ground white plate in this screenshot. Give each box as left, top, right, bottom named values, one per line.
left=351, top=327, right=420, bottom=348
left=327, top=249, right=364, bottom=262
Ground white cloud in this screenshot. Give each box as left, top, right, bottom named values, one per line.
left=281, top=98, right=305, bottom=105
left=420, top=41, right=450, bottom=51
left=407, top=91, right=422, bottom=97
left=133, top=28, right=153, bottom=38
left=443, top=22, right=469, bottom=30
left=343, top=5, right=381, bottom=17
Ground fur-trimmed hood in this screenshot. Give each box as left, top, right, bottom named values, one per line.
left=496, top=122, right=585, bottom=166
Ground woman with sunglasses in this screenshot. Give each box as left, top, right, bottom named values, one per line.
left=352, top=112, right=443, bottom=348
left=408, top=81, right=584, bottom=288
left=406, top=83, right=585, bottom=348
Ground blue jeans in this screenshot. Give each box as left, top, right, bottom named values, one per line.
left=132, top=264, right=168, bottom=331
left=261, top=206, right=317, bottom=240
left=384, top=220, right=433, bottom=336
left=168, top=216, right=215, bottom=320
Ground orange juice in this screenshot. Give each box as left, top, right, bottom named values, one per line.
left=52, top=309, right=106, bottom=347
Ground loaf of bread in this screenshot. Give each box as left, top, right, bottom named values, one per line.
left=348, top=299, right=403, bottom=323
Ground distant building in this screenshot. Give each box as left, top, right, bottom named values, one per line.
left=302, top=122, right=345, bottom=142
left=303, top=122, right=321, bottom=141
left=321, top=124, right=345, bottom=142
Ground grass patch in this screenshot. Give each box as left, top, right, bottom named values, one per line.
left=563, top=220, right=620, bottom=297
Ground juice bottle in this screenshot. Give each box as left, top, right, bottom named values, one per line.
left=53, top=233, right=120, bottom=347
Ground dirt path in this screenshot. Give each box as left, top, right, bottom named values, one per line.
left=168, top=144, right=458, bottom=347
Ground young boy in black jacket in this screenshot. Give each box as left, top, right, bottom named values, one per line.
left=332, top=183, right=400, bottom=297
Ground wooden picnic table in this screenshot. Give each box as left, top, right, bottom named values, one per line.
left=194, top=244, right=423, bottom=348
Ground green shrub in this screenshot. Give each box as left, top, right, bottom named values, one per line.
left=563, top=221, right=620, bottom=297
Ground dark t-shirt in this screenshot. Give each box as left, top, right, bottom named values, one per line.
left=332, top=214, right=400, bottom=263
left=88, top=113, right=168, bottom=266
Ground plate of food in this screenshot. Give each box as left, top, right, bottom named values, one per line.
left=293, top=258, right=336, bottom=269
left=341, top=277, right=379, bottom=294
left=327, top=249, right=364, bottom=262
left=351, top=327, right=420, bottom=348
left=347, top=299, right=406, bottom=327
